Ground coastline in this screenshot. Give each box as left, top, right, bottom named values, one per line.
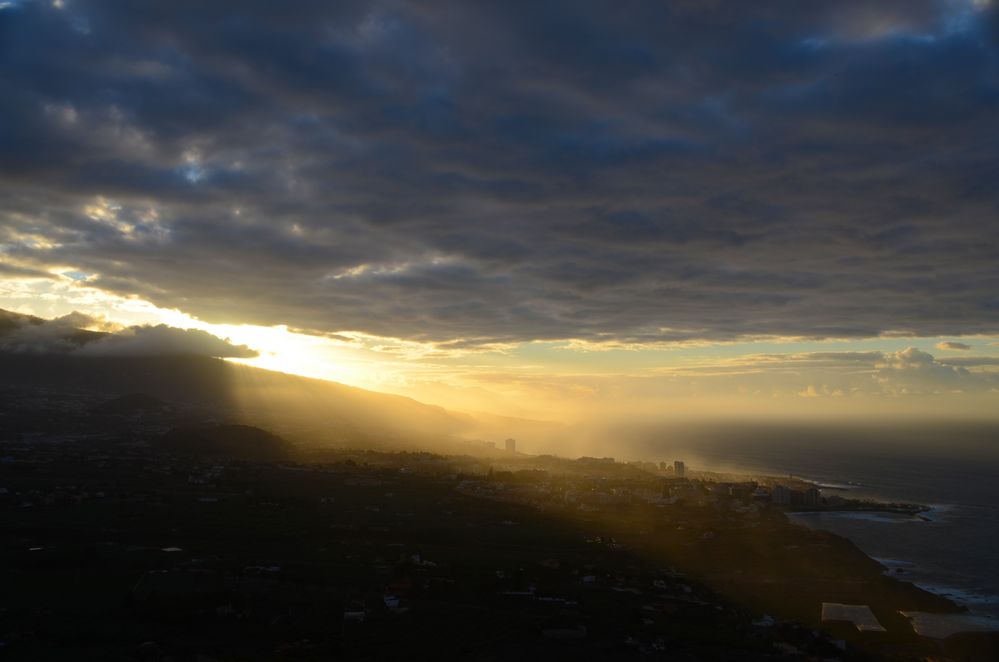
left=788, top=502, right=931, bottom=517
left=787, top=507, right=999, bottom=633
left=690, top=469, right=989, bottom=623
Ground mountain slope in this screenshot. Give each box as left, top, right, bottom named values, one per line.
left=0, top=308, right=559, bottom=452
left=0, top=350, right=471, bottom=448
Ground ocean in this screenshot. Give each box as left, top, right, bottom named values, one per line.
left=625, top=421, right=999, bottom=617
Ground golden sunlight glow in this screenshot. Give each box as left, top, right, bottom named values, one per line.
left=2, top=274, right=999, bottom=424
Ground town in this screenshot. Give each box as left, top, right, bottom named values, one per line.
left=0, top=423, right=981, bottom=661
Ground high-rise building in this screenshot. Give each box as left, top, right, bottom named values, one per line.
left=673, top=460, right=685, bottom=478
left=772, top=484, right=792, bottom=505
left=505, top=438, right=516, bottom=453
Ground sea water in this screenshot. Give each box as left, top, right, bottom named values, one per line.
left=631, top=422, right=999, bottom=616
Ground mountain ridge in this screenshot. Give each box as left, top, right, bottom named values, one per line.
left=0, top=308, right=556, bottom=452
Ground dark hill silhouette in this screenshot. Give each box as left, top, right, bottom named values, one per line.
left=0, top=351, right=469, bottom=449
left=0, top=308, right=558, bottom=452
left=156, top=424, right=292, bottom=460
left=92, top=392, right=167, bottom=416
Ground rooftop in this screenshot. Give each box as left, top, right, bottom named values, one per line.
left=821, top=603, right=886, bottom=633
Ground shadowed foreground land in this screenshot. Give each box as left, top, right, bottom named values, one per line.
left=2, top=436, right=995, bottom=661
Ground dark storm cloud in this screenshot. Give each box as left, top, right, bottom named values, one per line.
left=2, top=0, right=998, bottom=345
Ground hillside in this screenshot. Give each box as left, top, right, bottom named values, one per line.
left=156, top=424, right=293, bottom=461
left=0, top=308, right=559, bottom=452
left=0, top=351, right=472, bottom=448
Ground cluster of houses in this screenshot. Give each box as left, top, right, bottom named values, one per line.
left=457, top=459, right=824, bottom=517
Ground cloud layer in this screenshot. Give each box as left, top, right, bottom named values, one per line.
left=2, top=1, right=998, bottom=345
left=440, top=346, right=999, bottom=420
left=0, top=309, right=257, bottom=358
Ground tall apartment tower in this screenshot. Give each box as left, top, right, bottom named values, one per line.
left=505, top=438, right=516, bottom=453
left=673, top=460, right=685, bottom=478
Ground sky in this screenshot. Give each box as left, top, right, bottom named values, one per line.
left=1, top=0, right=998, bottom=421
